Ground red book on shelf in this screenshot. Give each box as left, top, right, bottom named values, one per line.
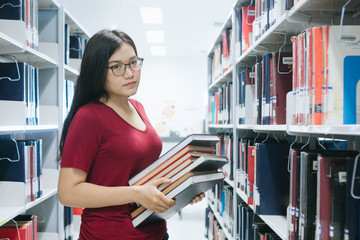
left=297, top=33, right=305, bottom=125
left=305, top=27, right=313, bottom=125
left=291, top=36, right=298, bottom=125
left=322, top=25, right=329, bottom=124
left=242, top=6, right=255, bottom=54
left=316, top=155, right=347, bottom=240
left=271, top=52, right=293, bottom=125
left=312, top=27, right=324, bottom=125
left=247, top=145, right=255, bottom=205
left=289, top=149, right=300, bottom=240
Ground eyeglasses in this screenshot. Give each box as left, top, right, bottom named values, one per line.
left=106, top=58, right=144, bottom=76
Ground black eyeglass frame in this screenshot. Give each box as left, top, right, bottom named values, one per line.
left=105, top=57, right=144, bottom=76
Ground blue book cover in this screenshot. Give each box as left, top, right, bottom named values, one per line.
left=345, top=157, right=360, bottom=240
left=0, top=62, right=26, bottom=102
left=255, top=142, right=290, bottom=215
left=0, top=140, right=26, bottom=182
left=343, top=56, right=360, bottom=124
left=0, top=0, right=24, bottom=21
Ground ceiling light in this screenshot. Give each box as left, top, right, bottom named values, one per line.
left=150, top=46, right=166, bottom=56
left=146, top=31, right=164, bottom=43
left=140, top=7, right=163, bottom=24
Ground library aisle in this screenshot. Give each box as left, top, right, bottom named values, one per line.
left=167, top=196, right=207, bottom=240
left=162, top=141, right=207, bottom=240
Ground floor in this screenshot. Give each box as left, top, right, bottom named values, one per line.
left=166, top=197, right=208, bottom=240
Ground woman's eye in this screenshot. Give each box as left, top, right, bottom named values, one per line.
left=112, top=65, right=120, bottom=69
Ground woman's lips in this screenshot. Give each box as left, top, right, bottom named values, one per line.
left=124, top=81, right=136, bottom=87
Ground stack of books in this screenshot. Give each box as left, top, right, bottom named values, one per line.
left=129, top=134, right=228, bottom=228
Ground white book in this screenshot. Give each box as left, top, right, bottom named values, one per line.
left=324, top=25, right=360, bottom=125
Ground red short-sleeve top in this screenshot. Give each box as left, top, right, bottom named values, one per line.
left=60, top=98, right=166, bottom=240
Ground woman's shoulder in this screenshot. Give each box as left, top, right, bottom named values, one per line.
left=73, top=101, right=106, bottom=122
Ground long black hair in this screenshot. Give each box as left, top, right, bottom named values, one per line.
left=59, top=29, right=138, bottom=159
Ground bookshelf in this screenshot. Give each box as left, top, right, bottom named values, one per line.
left=0, top=0, right=89, bottom=238
left=206, top=0, right=360, bottom=239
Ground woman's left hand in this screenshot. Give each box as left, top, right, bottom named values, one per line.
left=190, top=192, right=205, bottom=205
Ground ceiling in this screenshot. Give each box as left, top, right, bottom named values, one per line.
left=56, top=0, right=235, bottom=57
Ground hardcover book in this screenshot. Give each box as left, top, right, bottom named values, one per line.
left=131, top=170, right=225, bottom=227
left=129, top=134, right=219, bottom=186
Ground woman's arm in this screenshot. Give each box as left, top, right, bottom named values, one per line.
left=58, top=167, right=175, bottom=212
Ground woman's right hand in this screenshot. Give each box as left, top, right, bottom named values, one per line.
left=134, top=178, right=176, bottom=213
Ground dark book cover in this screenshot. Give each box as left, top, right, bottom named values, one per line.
left=255, top=62, right=263, bottom=125
left=316, top=151, right=358, bottom=240
left=345, top=157, right=360, bottom=240
left=261, top=53, right=272, bottom=125
left=299, top=151, right=318, bottom=240
left=255, top=142, right=290, bottom=215
left=0, top=62, right=26, bottom=102
left=330, top=163, right=347, bottom=240
left=271, top=52, right=293, bottom=125
left=0, top=0, right=24, bottom=20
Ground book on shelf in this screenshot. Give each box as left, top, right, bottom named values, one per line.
left=0, top=217, right=36, bottom=240
left=288, top=149, right=300, bottom=240
left=0, top=0, right=25, bottom=21
left=315, top=151, right=358, bottom=240
left=245, top=69, right=255, bottom=125
left=289, top=25, right=360, bottom=126
left=254, top=142, right=290, bottom=215
left=270, top=51, right=292, bottom=125
left=131, top=170, right=225, bottom=228
left=330, top=163, right=347, bottom=240
left=254, top=62, right=263, bottom=125
left=344, top=156, right=360, bottom=240
left=0, top=62, right=39, bottom=125
left=241, top=6, right=255, bottom=54
left=261, top=53, right=272, bottom=125
left=70, top=35, right=86, bottom=59
left=0, top=139, right=43, bottom=204
left=298, top=151, right=318, bottom=240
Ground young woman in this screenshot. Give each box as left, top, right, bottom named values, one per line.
left=57, top=29, right=204, bottom=240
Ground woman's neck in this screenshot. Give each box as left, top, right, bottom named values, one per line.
left=99, top=95, right=131, bottom=112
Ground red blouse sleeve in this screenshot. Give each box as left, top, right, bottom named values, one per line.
left=60, top=106, right=102, bottom=174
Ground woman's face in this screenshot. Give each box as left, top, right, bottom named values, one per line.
left=104, top=43, right=141, bottom=99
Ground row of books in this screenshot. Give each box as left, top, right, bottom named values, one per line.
left=127, top=134, right=228, bottom=228
left=287, top=148, right=360, bottom=240
left=208, top=27, right=233, bottom=85
left=288, top=25, right=360, bottom=126
left=208, top=81, right=233, bottom=125
left=208, top=0, right=288, bottom=84
left=0, top=138, right=43, bottom=203
left=0, top=62, right=40, bottom=125
left=208, top=51, right=292, bottom=126
left=0, top=215, right=38, bottom=240
left=238, top=202, right=281, bottom=240
left=65, top=27, right=87, bottom=63
left=205, top=207, right=228, bottom=240
left=208, top=181, right=234, bottom=235
left=0, top=0, right=39, bottom=49
left=207, top=180, right=283, bottom=239
left=64, top=80, right=75, bottom=115
left=216, top=134, right=234, bottom=181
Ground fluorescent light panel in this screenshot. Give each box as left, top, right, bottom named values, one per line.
left=140, top=7, right=163, bottom=24
left=150, top=46, right=166, bottom=56
left=146, top=31, right=164, bottom=43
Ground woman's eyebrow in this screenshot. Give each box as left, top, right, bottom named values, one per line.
left=109, top=56, right=137, bottom=64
